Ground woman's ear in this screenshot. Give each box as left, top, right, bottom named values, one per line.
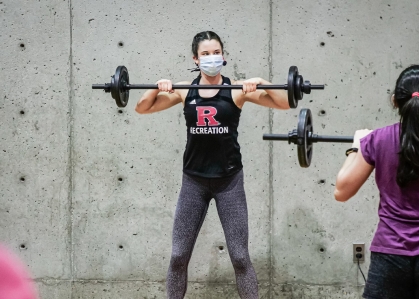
left=193, top=56, right=199, bottom=66
left=392, top=94, right=398, bottom=108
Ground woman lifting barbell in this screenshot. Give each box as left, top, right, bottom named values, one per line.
left=335, top=65, right=419, bottom=299
left=135, top=31, right=289, bottom=299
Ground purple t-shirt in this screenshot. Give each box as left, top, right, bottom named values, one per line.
left=361, top=122, right=419, bottom=256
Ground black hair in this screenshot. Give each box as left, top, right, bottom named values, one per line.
left=394, top=65, right=419, bottom=187
left=191, top=31, right=224, bottom=58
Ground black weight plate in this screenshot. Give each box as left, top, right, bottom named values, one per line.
left=297, top=108, right=313, bottom=167
left=294, top=75, right=304, bottom=101
left=111, top=66, right=130, bottom=107
left=288, top=66, right=298, bottom=108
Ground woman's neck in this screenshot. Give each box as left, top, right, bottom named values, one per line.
left=199, top=73, right=222, bottom=85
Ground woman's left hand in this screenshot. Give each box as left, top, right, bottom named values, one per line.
left=242, top=78, right=262, bottom=94
left=352, top=129, right=373, bottom=148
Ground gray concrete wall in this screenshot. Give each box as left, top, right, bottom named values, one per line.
left=0, top=0, right=418, bottom=298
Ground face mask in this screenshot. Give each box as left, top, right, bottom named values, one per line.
left=199, top=55, right=224, bottom=76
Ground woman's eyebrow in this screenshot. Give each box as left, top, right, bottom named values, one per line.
left=200, top=49, right=221, bottom=54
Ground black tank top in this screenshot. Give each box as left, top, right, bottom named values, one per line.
left=183, top=75, right=242, bottom=178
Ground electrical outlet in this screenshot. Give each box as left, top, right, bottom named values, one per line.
left=353, top=243, right=365, bottom=262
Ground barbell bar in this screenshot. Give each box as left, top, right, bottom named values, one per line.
left=92, top=65, right=325, bottom=108
left=263, top=108, right=353, bottom=167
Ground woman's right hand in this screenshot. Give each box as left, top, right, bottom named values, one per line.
left=352, top=129, right=373, bottom=148
left=156, top=79, right=174, bottom=93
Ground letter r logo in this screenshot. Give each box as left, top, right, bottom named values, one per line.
left=196, top=106, right=220, bottom=126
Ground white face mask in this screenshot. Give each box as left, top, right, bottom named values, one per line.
left=199, top=55, right=224, bottom=76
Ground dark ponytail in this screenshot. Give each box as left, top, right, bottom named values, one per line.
left=191, top=31, right=224, bottom=57
left=394, top=65, right=419, bottom=187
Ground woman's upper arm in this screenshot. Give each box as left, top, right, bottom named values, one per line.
left=334, top=149, right=375, bottom=202
left=245, top=91, right=285, bottom=109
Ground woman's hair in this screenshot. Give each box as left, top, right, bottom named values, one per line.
left=191, top=31, right=224, bottom=57
left=394, top=65, right=419, bottom=187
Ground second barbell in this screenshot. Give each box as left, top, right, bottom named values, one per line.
left=263, top=109, right=353, bottom=168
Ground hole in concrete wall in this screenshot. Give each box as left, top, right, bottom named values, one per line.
left=318, top=179, right=326, bottom=185
left=118, top=245, right=124, bottom=250
left=218, top=246, right=224, bottom=251
left=320, top=42, right=325, bottom=47
left=118, top=177, right=123, bottom=182
left=20, top=110, right=25, bottom=115
left=118, top=41, right=124, bottom=48
left=19, top=43, right=25, bottom=49
left=118, top=109, right=123, bottom=114
left=20, top=176, right=25, bottom=182
left=20, top=244, right=27, bottom=250
left=319, top=247, right=325, bottom=253
left=318, top=110, right=326, bottom=116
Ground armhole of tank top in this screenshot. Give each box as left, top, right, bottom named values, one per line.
left=185, top=77, right=200, bottom=103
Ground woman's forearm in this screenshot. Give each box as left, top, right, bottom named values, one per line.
left=135, top=89, right=160, bottom=114
left=259, top=78, right=289, bottom=109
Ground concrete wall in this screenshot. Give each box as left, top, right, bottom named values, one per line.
left=1, top=0, right=418, bottom=298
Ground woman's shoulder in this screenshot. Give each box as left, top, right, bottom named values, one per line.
left=175, top=80, right=192, bottom=85
left=372, top=122, right=399, bottom=136
left=230, top=78, right=241, bottom=85
left=174, top=81, right=193, bottom=101
left=365, top=123, right=400, bottom=148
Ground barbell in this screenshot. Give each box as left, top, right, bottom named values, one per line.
left=92, top=66, right=325, bottom=108
left=263, top=109, right=354, bottom=167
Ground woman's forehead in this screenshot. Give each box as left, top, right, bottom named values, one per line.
left=198, top=39, right=222, bottom=52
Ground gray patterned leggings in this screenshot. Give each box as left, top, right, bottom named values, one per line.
left=166, top=170, right=258, bottom=299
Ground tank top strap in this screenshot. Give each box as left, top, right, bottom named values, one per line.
left=219, top=76, right=233, bottom=99
left=222, top=76, right=232, bottom=85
